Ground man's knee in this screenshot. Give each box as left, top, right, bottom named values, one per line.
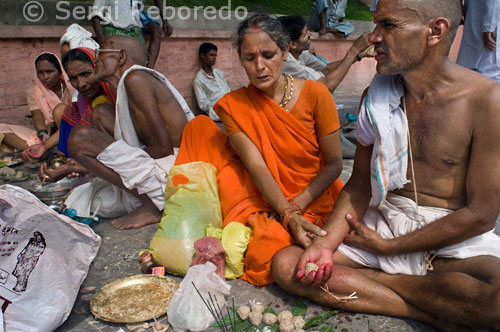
left=271, top=246, right=302, bottom=286
left=91, top=103, right=114, bottom=129
left=67, top=125, right=93, bottom=158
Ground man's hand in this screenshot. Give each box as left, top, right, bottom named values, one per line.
left=343, top=213, right=392, bottom=255
left=348, top=32, right=372, bottom=60
left=296, top=243, right=333, bottom=287
left=38, top=159, right=81, bottom=182
left=21, top=143, right=47, bottom=161
left=288, top=213, right=327, bottom=248
left=483, top=32, right=496, bottom=51
left=163, top=20, right=173, bottom=37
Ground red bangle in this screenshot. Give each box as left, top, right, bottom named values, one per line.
left=289, top=199, right=302, bottom=213
left=281, top=209, right=301, bottom=232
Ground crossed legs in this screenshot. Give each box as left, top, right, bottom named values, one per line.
left=272, top=246, right=500, bottom=330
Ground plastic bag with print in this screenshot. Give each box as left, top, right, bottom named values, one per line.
left=0, top=185, right=101, bottom=332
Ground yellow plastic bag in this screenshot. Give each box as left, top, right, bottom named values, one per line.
left=205, top=223, right=222, bottom=239
left=221, top=222, right=251, bottom=279
left=149, top=162, right=222, bottom=276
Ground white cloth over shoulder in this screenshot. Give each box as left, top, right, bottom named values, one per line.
left=115, top=65, right=195, bottom=148
left=338, top=193, right=500, bottom=275
left=65, top=66, right=194, bottom=217
left=59, top=23, right=99, bottom=50
left=357, top=74, right=409, bottom=208
left=457, top=0, right=500, bottom=81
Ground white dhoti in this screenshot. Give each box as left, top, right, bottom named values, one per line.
left=64, top=65, right=194, bottom=219
left=338, top=193, right=500, bottom=275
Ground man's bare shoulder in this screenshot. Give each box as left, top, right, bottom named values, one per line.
left=124, top=70, right=175, bottom=99
left=451, top=65, right=500, bottom=113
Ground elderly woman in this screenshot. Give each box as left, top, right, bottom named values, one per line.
left=175, top=14, right=343, bottom=285
left=0, top=53, right=73, bottom=155
left=38, top=47, right=116, bottom=182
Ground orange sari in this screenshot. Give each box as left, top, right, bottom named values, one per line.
left=175, top=80, right=343, bottom=285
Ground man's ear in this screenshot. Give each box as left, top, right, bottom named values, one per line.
left=428, top=17, right=450, bottom=47
left=118, top=49, right=128, bottom=65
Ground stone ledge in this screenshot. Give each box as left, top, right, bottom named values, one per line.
left=0, top=24, right=372, bottom=41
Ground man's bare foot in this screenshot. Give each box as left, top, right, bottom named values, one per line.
left=111, top=203, right=162, bottom=230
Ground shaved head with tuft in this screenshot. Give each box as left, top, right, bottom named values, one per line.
left=104, top=35, right=148, bottom=66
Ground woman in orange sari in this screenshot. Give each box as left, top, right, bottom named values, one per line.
left=176, top=14, right=343, bottom=286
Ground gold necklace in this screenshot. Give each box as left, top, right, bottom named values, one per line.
left=60, top=81, right=64, bottom=99
left=280, top=74, right=294, bottom=110
left=279, top=74, right=288, bottom=106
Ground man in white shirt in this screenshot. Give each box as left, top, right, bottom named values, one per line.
left=279, top=15, right=371, bottom=92
left=457, top=0, right=500, bottom=82
left=193, top=43, right=231, bottom=121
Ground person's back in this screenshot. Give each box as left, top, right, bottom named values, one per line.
left=123, top=69, right=188, bottom=153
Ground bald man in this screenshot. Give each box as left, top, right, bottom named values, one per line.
left=271, top=0, right=500, bottom=329
left=67, top=35, right=194, bottom=229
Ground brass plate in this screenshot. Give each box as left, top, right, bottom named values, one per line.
left=90, top=274, right=178, bottom=323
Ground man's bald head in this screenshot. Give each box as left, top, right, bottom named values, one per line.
left=103, top=35, right=148, bottom=66
left=389, top=0, right=461, bottom=46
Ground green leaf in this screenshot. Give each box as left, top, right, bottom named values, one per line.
left=319, top=325, right=334, bottom=332
left=210, top=306, right=244, bottom=329
left=263, top=304, right=277, bottom=315
left=291, top=301, right=308, bottom=317
left=268, top=323, right=279, bottom=331
left=303, top=310, right=339, bottom=329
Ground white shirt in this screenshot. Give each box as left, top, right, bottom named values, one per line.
left=457, top=0, right=500, bottom=70
left=193, top=68, right=231, bottom=121
left=282, top=51, right=326, bottom=81
left=88, top=0, right=142, bottom=30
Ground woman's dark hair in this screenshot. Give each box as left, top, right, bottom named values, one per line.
left=62, top=48, right=93, bottom=71
left=35, top=53, right=62, bottom=72
left=278, top=15, right=307, bottom=42
left=235, top=13, right=289, bottom=56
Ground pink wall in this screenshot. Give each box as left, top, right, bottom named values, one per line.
left=0, top=26, right=463, bottom=125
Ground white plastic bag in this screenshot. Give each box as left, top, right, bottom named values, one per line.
left=167, top=262, right=231, bottom=332
left=0, top=185, right=101, bottom=332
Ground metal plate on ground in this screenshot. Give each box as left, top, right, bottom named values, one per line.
left=0, top=158, right=23, bottom=167
left=90, top=274, right=178, bottom=323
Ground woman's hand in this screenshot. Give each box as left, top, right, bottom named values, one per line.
left=288, top=213, right=327, bottom=248
left=22, top=143, right=48, bottom=161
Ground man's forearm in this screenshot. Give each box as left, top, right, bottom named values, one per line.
left=315, top=180, right=371, bottom=251
left=387, top=207, right=496, bottom=255
left=318, top=53, right=357, bottom=92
